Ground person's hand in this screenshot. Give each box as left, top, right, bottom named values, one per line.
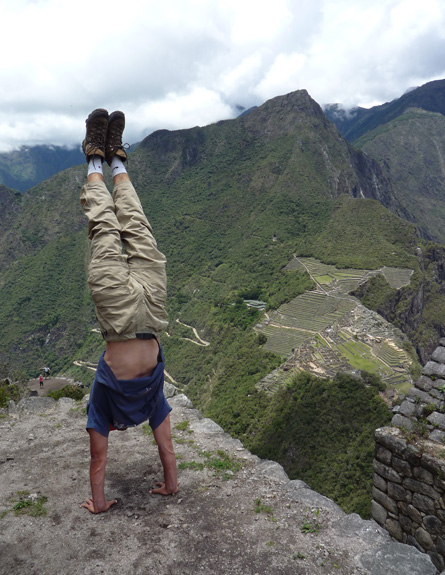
left=81, top=497, right=117, bottom=514
left=149, top=481, right=180, bottom=495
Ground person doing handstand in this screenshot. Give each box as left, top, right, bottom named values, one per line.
left=80, top=109, right=178, bottom=514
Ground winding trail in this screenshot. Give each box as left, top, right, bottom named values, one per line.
left=176, top=319, right=210, bottom=347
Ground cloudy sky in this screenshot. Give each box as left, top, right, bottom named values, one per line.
left=0, top=0, right=444, bottom=151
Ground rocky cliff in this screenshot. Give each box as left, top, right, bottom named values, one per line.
left=0, top=391, right=437, bottom=575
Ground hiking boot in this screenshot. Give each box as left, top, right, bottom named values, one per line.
left=82, top=108, right=109, bottom=161
left=105, top=110, right=128, bottom=165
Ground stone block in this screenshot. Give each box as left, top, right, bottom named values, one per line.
left=408, top=387, right=437, bottom=404
left=428, top=551, right=445, bottom=573
left=388, top=481, right=409, bottom=502
left=413, top=466, right=434, bottom=485
left=423, top=514, right=442, bottom=535
left=373, top=472, right=387, bottom=492
left=432, top=347, right=445, bottom=364
left=399, top=400, right=416, bottom=418
left=436, top=537, right=445, bottom=555
left=439, top=338, right=445, bottom=347
left=423, top=361, right=445, bottom=379
left=393, top=456, right=412, bottom=478
left=406, top=504, right=423, bottom=525
left=405, top=443, right=423, bottom=465
left=422, top=453, right=445, bottom=476
left=391, top=413, right=414, bottom=432
left=430, top=429, right=445, bottom=443
left=412, top=493, right=436, bottom=515
left=432, top=378, right=445, bottom=390
left=404, top=478, right=440, bottom=500
left=375, top=427, right=407, bottom=455
left=374, top=459, right=402, bottom=483
left=406, top=534, right=425, bottom=553
left=385, top=518, right=403, bottom=541
left=416, top=375, right=434, bottom=392
left=399, top=513, right=412, bottom=534
left=371, top=500, right=388, bottom=526
left=415, top=526, right=434, bottom=550
left=375, top=445, right=392, bottom=465
left=373, top=486, right=398, bottom=514
left=427, top=412, right=445, bottom=430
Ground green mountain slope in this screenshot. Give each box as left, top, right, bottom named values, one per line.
left=0, top=145, right=85, bottom=192
left=354, top=108, right=445, bottom=244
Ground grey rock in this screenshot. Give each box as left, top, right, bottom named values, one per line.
left=416, top=375, right=434, bottom=392
left=17, top=397, right=56, bottom=413
left=170, top=394, right=193, bottom=408
left=371, top=500, right=388, bottom=526
left=398, top=400, right=416, bottom=418
left=429, top=552, right=445, bottom=573
left=392, top=456, right=412, bottom=478
left=412, top=493, right=436, bottom=515
left=431, top=347, right=445, bottom=364
left=429, top=429, right=445, bottom=443
left=375, top=445, right=392, bottom=465
left=57, top=397, right=76, bottom=411
left=285, top=480, right=345, bottom=516
left=190, top=418, right=223, bottom=434
left=373, top=472, right=387, bottom=492
left=403, top=478, right=440, bottom=499
left=374, top=460, right=402, bottom=484
left=423, top=361, right=445, bottom=379
left=373, top=487, right=398, bottom=514
left=415, top=526, right=434, bottom=550
left=358, top=541, right=437, bottom=575
left=391, top=413, right=414, bottom=431
left=332, top=513, right=388, bottom=544
left=163, top=382, right=177, bottom=399
left=375, top=427, right=407, bottom=455
left=385, top=518, right=403, bottom=541
left=427, top=411, right=445, bottom=430
left=387, top=481, right=408, bottom=502
left=413, top=466, right=434, bottom=485
left=423, top=514, right=442, bottom=535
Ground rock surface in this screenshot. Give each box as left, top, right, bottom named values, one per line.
left=0, top=393, right=437, bottom=575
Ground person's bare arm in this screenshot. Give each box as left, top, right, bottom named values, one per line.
left=150, top=415, right=179, bottom=495
left=81, top=429, right=117, bottom=513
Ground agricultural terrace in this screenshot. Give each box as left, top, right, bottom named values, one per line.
left=256, top=257, right=414, bottom=392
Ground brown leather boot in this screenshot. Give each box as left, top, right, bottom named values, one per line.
left=105, top=110, right=128, bottom=165
left=82, top=108, right=109, bottom=161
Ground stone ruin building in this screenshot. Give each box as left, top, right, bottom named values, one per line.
left=372, top=338, right=445, bottom=572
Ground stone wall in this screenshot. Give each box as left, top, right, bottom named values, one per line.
left=372, top=338, right=445, bottom=572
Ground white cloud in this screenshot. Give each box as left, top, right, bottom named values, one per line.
left=0, top=0, right=443, bottom=150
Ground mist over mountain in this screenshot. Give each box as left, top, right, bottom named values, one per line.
left=324, top=78, right=445, bottom=143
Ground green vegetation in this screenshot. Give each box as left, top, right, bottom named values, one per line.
left=247, top=371, right=392, bottom=518
left=47, top=385, right=85, bottom=401
left=10, top=491, right=47, bottom=517
left=177, top=448, right=243, bottom=480
left=254, top=498, right=274, bottom=516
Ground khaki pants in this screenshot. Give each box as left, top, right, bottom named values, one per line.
left=80, top=179, right=168, bottom=341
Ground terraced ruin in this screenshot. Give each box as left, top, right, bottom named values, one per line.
left=256, top=257, right=414, bottom=393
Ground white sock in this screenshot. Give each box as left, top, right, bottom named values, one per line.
left=110, top=155, right=127, bottom=176
left=87, top=155, right=104, bottom=176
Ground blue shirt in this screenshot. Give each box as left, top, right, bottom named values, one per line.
left=86, top=346, right=171, bottom=437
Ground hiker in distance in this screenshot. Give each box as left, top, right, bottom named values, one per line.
left=80, top=108, right=178, bottom=514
